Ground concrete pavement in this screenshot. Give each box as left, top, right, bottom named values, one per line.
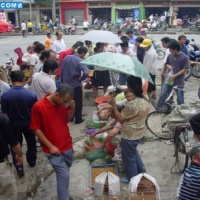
left=17, top=76, right=200, bottom=200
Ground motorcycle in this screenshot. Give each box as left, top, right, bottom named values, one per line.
left=94, top=22, right=101, bottom=30
left=185, top=39, right=200, bottom=80
left=0, top=54, right=15, bottom=83
left=151, top=39, right=165, bottom=60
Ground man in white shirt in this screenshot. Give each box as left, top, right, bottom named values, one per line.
left=140, top=39, right=157, bottom=99
left=117, top=35, right=136, bottom=54
left=32, top=60, right=58, bottom=100
left=83, top=19, right=89, bottom=32
left=29, top=43, right=45, bottom=84
left=118, top=41, right=136, bottom=85
left=161, top=37, right=171, bottom=86
left=21, top=21, right=27, bottom=38
left=71, top=16, right=75, bottom=25
left=51, top=31, right=66, bottom=58
left=94, top=18, right=98, bottom=25
left=149, top=15, right=154, bottom=22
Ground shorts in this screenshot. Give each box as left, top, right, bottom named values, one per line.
left=91, top=70, right=111, bottom=87
left=83, top=27, right=88, bottom=31
left=28, top=27, right=32, bottom=32
left=147, top=73, right=156, bottom=93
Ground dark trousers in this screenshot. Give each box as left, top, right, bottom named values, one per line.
left=121, top=138, right=146, bottom=180
left=11, top=120, right=37, bottom=167
left=22, top=30, right=26, bottom=37
left=74, top=86, right=83, bottom=123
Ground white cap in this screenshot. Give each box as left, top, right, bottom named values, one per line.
left=104, top=85, right=117, bottom=96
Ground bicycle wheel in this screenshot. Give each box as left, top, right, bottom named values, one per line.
left=157, top=50, right=165, bottom=60
left=145, top=111, right=171, bottom=140
left=192, top=64, right=200, bottom=78
left=174, top=130, right=189, bottom=173
left=185, top=66, right=192, bottom=80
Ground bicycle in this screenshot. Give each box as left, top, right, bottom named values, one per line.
left=145, top=86, right=179, bottom=140
left=172, top=125, right=190, bottom=173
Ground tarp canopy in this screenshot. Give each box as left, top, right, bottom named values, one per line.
left=0, top=20, right=14, bottom=34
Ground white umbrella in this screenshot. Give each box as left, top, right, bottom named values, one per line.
left=81, top=30, right=122, bottom=44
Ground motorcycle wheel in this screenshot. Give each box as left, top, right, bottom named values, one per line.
left=157, top=50, right=165, bottom=60
left=191, top=64, right=200, bottom=78
left=185, top=66, right=192, bottom=80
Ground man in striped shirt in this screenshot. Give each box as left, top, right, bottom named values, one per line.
left=179, top=144, right=200, bottom=200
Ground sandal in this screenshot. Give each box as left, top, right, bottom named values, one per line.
left=121, top=177, right=130, bottom=184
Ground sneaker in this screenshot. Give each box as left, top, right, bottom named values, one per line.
left=121, top=177, right=129, bottom=184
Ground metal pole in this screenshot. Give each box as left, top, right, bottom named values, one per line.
left=52, top=0, right=56, bottom=21
left=29, top=0, right=32, bottom=21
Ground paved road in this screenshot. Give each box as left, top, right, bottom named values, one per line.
left=0, top=34, right=199, bottom=200
left=0, top=33, right=200, bottom=65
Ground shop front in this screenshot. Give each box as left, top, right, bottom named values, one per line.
left=60, top=1, right=87, bottom=25
left=111, top=4, right=144, bottom=22
left=87, top=2, right=112, bottom=25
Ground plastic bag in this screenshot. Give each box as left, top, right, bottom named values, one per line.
left=94, top=172, right=107, bottom=196
left=86, top=149, right=108, bottom=163
left=128, top=173, right=161, bottom=200
left=94, top=172, right=120, bottom=196
left=85, top=120, right=108, bottom=129
left=108, top=172, right=120, bottom=195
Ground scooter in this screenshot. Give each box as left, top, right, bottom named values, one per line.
left=189, top=39, right=200, bottom=78
left=151, top=39, right=165, bottom=60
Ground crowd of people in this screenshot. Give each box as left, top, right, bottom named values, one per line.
left=1, top=27, right=200, bottom=200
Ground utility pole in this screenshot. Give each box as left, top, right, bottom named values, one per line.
left=52, top=0, right=56, bottom=21
left=29, top=0, right=32, bottom=21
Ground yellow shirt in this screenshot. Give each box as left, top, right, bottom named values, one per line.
left=27, top=22, right=33, bottom=27
left=121, top=95, right=150, bottom=140
left=44, top=37, right=53, bottom=50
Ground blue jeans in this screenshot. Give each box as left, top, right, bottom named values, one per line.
left=157, top=84, right=184, bottom=109
left=121, top=138, right=146, bottom=180
left=46, top=148, right=74, bottom=200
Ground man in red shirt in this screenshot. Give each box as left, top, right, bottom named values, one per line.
left=30, top=84, right=75, bottom=200
left=56, top=41, right=84, bottom=78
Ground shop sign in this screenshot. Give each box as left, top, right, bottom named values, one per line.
left=134, top=7, right=140, bottom=20
left=0, top=2, right=24, bottom=9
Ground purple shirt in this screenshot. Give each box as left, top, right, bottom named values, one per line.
left=60, top=53, right=89, bottom=88
left=165, top=52, right=189, bottom=86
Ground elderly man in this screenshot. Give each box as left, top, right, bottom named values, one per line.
left=52, top=31, right=66, bottom=58
left=60, top=47, right=89, bottom=124
left=178, top=144, right=200, bottom=199
left=140, top=39, right=157, bottom=99
left=32, top=60, right=58, bottom=100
